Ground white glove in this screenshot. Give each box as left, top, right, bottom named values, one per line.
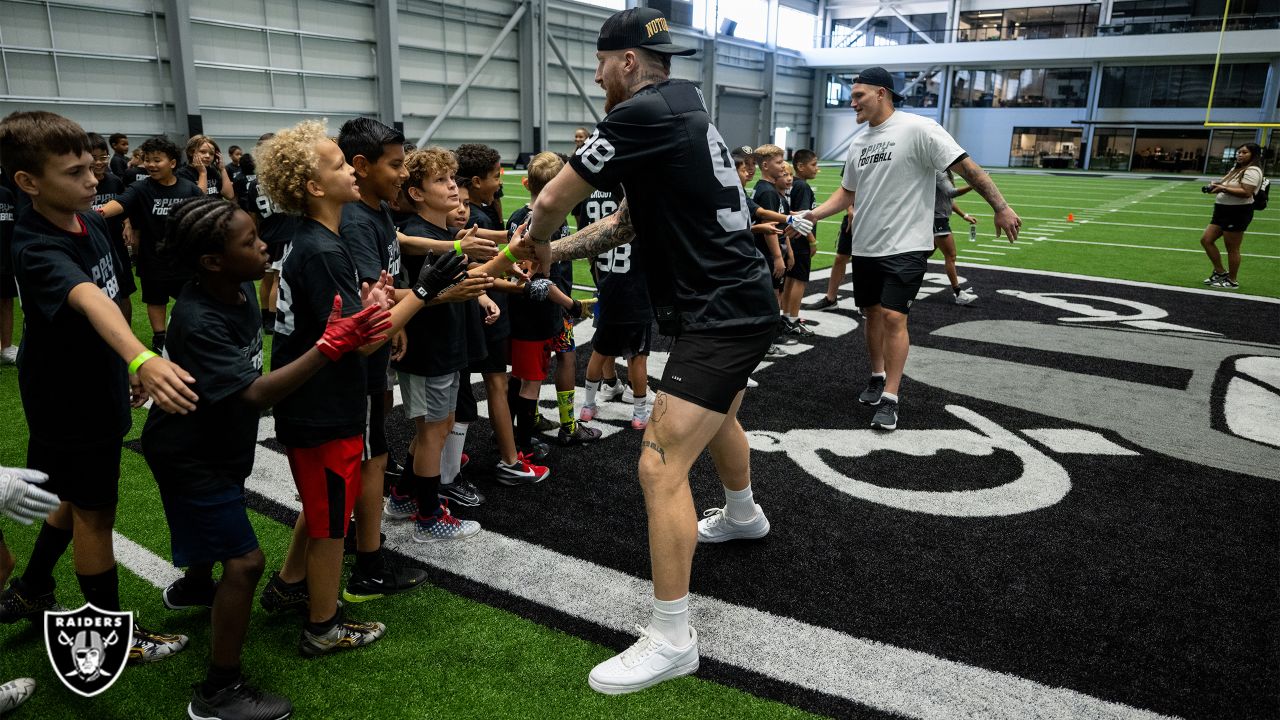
left=787, top=214, right=814, bottom=236
left=0, top=467, right=61, bottom=525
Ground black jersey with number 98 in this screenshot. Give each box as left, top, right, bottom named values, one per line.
left=568, top=79, right=777, bottom=335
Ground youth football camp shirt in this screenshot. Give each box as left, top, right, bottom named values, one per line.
left=467, top=203, right=510, bottom=342
left=176, top=164, right=224, bottom=197
left=789, top=177, right=816, bottom=257
left=91, top=173, right=133, bottom=295
left=238, top=172, right=302, bottom=251
left=841, top=111, right=967, bottom=257
left=394, top=215, right=470, bottom=378
left=568, top=79, right=776, bottom=334
left=341, top=200, right=401, bottom=392
left=114, top=176, right=203, bottom=274
left=141, top=281, right=263, bottom=493
left=12, top=211, right=129, bottom=443
left=753, top=179, right=791, bottom=257
left=0, top=184, right=14, bottom=279
left=271, top=218, right=367, bottom=448
left=507, top=204, right=568, bottom=342
left=578, top=186, right=651, bottom=326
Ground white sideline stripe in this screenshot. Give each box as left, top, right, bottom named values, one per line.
left=955, top=255, right=991, bottom=262
left=227, top=434, right=1178, bottom=720
left=112, top=531, right=182, bottom=589
left=1039, top=237, right=1280, bottom=259
left=933, top=260, right=1280, bottom=303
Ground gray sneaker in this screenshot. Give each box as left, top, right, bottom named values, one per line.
left=858, top=375, right=886, bottom=406
left=871, top=399, right=899, bottom=431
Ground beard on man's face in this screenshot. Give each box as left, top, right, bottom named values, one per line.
left=602, top=66, right=630, bottom=112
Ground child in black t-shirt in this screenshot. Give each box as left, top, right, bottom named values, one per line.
left=0, top=170, right=16, bottom=365
left=254, top=120, right=474, bottom=658
left=108, top=132, right=129, bottom=178
left=0, top=109, right=199, bottom=661
left=99, top=135, right=204, bottom=353
left=143, top=196, right=389, bottom=718
left=176, top=134, right=235, bottom=201
left=787, top=149, right=820, bottom=323
left=87, top=132, right=136, bottom=319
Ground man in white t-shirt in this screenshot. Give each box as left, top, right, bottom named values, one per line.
left=803, top=67, right=1021, bottom=431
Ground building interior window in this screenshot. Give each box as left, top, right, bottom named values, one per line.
left=1106, top=0, right=1279, bottom=33
left=1009, top=127, right=1083, bottom=168
left=957, top=4, right=1099, bottom=41
left=1091, top=128, right=1136, bottom=171
left=830, top=13, right=945, bottom=47
left=951, top=68, right=1090, bottom=108
left=1131, top=129, right=1211, bottom=173
left=1099, top=63, right=1269, bottom=108
left=1206, top=129, right=1263, bottom=177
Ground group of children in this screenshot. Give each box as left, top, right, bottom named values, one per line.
left=0, top=110, right=664, bottom=719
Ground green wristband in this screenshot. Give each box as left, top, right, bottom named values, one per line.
left=128, top=350, right=157, bottom=374
left=454, top=239, right=462, bottom=254
left=502, top=244, right=519, bottom=263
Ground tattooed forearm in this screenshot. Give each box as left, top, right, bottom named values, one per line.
left=954, top=158, right=1009, bottom=212
left=642, top=439, right=666, bottom=464
left=550, top=200, right=636, bottom=262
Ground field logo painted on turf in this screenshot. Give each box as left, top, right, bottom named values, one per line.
left=44, top=604, right=132, bottom=697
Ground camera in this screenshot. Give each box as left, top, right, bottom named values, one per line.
left=1201, top=185, right=1215, bottom=193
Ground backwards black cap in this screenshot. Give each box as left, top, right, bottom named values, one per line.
left=852, top=67, right=905, bottom=101
left=597, top=8, right=697, bottom=57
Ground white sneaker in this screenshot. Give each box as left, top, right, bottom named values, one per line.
left=954, top=288, right=979, bottom=306
left=597, top=380, right=623, bottom=402
left=0, top=677, right=35, bottom=714
left=0, top=346, right=16, bottom=365
left=588, top=625, right=699, bottom=695
left=745, top=376, right=759, bottom=388
left=697, top=504, right=770, bottom=543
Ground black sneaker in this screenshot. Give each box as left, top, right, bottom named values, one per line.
left=1203, top=271, right=1228, bottom=285
left=871, top=399, right=899, bottom=431
left=1213, top=277, right=1240, bottom=289
left=787, top=320, right=815, bottom=338
left=857, top=375, right=886, bottom=406
left=299, top=617, right=385, bottom=658
left=162, top=577, right=217, bottom=611
left=0, top=578, right=60, bottom=624
left=557, top=422, right=602, bottom=446
left=259, top=572, right=308, bottom=614
left=438, top=477, right=485, bottom=507
left=189, top=676, right=293, bottom=720
left=803, top=296, right=838, bottom=310
left=342, top=563, right=428, bottom=604
left=518, top=436, right=552, bottom=461
left=532, top=413, right=558, bottom=434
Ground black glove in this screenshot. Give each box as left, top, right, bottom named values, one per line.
left=413, top=251, right=467, bottom=302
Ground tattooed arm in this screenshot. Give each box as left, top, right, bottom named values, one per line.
left=527, top=163, right=598, bottom=270
left=951, top=156, right=1021, bottom=242
left=548, top=200, right=636, bottom=262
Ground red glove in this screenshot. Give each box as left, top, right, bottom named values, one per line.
left=315, top=295, right=393, bottom=361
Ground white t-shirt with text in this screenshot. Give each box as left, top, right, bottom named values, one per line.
left=841, top=111, right=967, bottom=257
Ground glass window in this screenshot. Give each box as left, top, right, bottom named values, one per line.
left=826, top=73, right=853, bottom=108
left=950, top=67, right=1090, bottom=108
left=1100, top=63, right=1268, bottom=107
left=1206, top=129, right=1260, bottom=176
left=777, top=6, right=818, bottom=49
left=958, top=4, right=1099, bottom=41
left=898, top=69, right=943, bottom=108
left=1091, top=128, right=1135, bottom=171
left=1131, top=128, right=1210, bottom=173
left=719, top=0, right=768, bottom=43
left=1009, top=127, right=1083, bottom=168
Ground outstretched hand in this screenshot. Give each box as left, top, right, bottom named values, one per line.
left=0, top=467, right=61, bottom=525
left=137, top=357, right=199, bottom=414
left=456, top=226, right=498, bottom=261
left=360, top=270, right=396, bottom=311
left=315, top=295, right=394, bottom=361
left=413, top=251, right=468, bottom=303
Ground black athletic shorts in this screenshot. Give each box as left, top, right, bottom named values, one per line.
left=660, top=324, right=774, bottom=414
left=28, top=436, right=121, bottom=510
left=470, top=337, right=510, bottom=374
left=933, top=217, right=953, bottom=237
left=0, top=272, right=15, bottom=300
left=593, top=322, right=651, bottom=359
left=139, top=269, right=185, bottom=306
left=1210, top=203, right=1254, bottom=233
left=157, top=478, right=259, bottom=567
left=836, top=214, right=853, bottom=256
left=851, top=250, right=931, bottom=314
left=364, top=391, right=388, bottom=460
left=455, top=374, right=478, bottom=423
left=786, top=250, right=812, bottom=282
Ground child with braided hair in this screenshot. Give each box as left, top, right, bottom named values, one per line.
left=141, top=194, right=392, bottom=718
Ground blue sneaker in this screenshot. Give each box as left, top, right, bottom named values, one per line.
left=412, top=502, right=481, bottom=543
left=383, top=490, right=416, bottom=521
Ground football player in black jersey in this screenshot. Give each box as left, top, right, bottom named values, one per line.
left=517, top=7, right=783, bottom=694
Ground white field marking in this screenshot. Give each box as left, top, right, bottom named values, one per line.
left=112, top=531, right=182, bottom=589
left=955, top=255, right=992, bottom=262
left=957, top=249, right=1006, bottom=255
left=229, top=430, right=1180, bottom=720
left=980, top=244, right=1021, bottom=251
left=1042, top=218, right=1280, bottom=237
left=934, top=260, right=1280, bottom=303
left=1021, top=429, right=1140, bottom=455
left=1040, top=237, right=1280, bottom=259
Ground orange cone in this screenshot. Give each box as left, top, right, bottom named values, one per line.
left=1067, top=213, right=1074, bottom=222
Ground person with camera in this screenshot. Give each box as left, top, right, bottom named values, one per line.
left=1200, top=142, right=1264, bottom=289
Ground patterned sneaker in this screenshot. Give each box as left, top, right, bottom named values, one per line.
left=697, top=504, right=771, bottom=543
left=954, top=288, right=979, bottom=305
left=162, top=576, right=217, bottom=610
left=383, top=488, right=417, bottom=520
left=533, top=413, right=558, bottom=433
left=299, top=617, right=385, bottom=658
left=803, top=296, right=837, bottom=310
left=557, top=422, right=602, bottom=446
left=1213, top=277, right=1240, bottom=289
left=1203, top=271, right=1228, bottom=285
left=412, top=503, right=481, bottom=543
left=342, top=563, right=429, bottom=604
left=259, top=572, right=309, bottom=614
left=871, top=398, right=899, bottom=431
left=786, top=320, right=815, bottom=338
left=0, top=678, right=35, bottom=714
left=596, top=380, right=624, bottom=402
left=518, top=436, right=552, bottom=461
left=495, top=454, right=551, bottom=486
left=858, top=375, right=886, bottom=406
left=129, top=625, right=189, bottom=664
left=765, top=345, right=786, bottom=358
left=188, top=676, right=292, bottom=720
left=0, top=578, right=60, bottom=624
left=580, top=404, right=598, bottom=422
left=588, top=625, right=700, bottom=695
left=438, top=478, right=485, bottom=507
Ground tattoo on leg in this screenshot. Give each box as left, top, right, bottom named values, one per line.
left=651, top=393, right=668, bottom=423
left=642, top=440, right=666, bottom=465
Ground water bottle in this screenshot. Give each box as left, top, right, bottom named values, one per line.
left=968, top=223, right=978, bottom=242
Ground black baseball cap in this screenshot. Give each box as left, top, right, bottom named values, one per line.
left=852, top=67, right=904, bottom=101
left=598, top=8, right=697, bottom=57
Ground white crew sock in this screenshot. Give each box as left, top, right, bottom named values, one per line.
left=632, top=391, right=649, bottom=421
left=723, top=483, right=757, bottom=522
left=649, top=595, right=691, bottom=647
left=871, top=371, right=887, bottom=379
left=881, top=391, right=899, bottom=404
left=439, top=422, right=469, bottom=484
left=787, top=313, right=799, bottom=322
left=584, top=378, right=601, bottom=406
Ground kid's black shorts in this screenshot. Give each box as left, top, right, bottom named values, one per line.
left=27, top=436, right=121, bottom=510
left=157, top=479, right=259, bottom=567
